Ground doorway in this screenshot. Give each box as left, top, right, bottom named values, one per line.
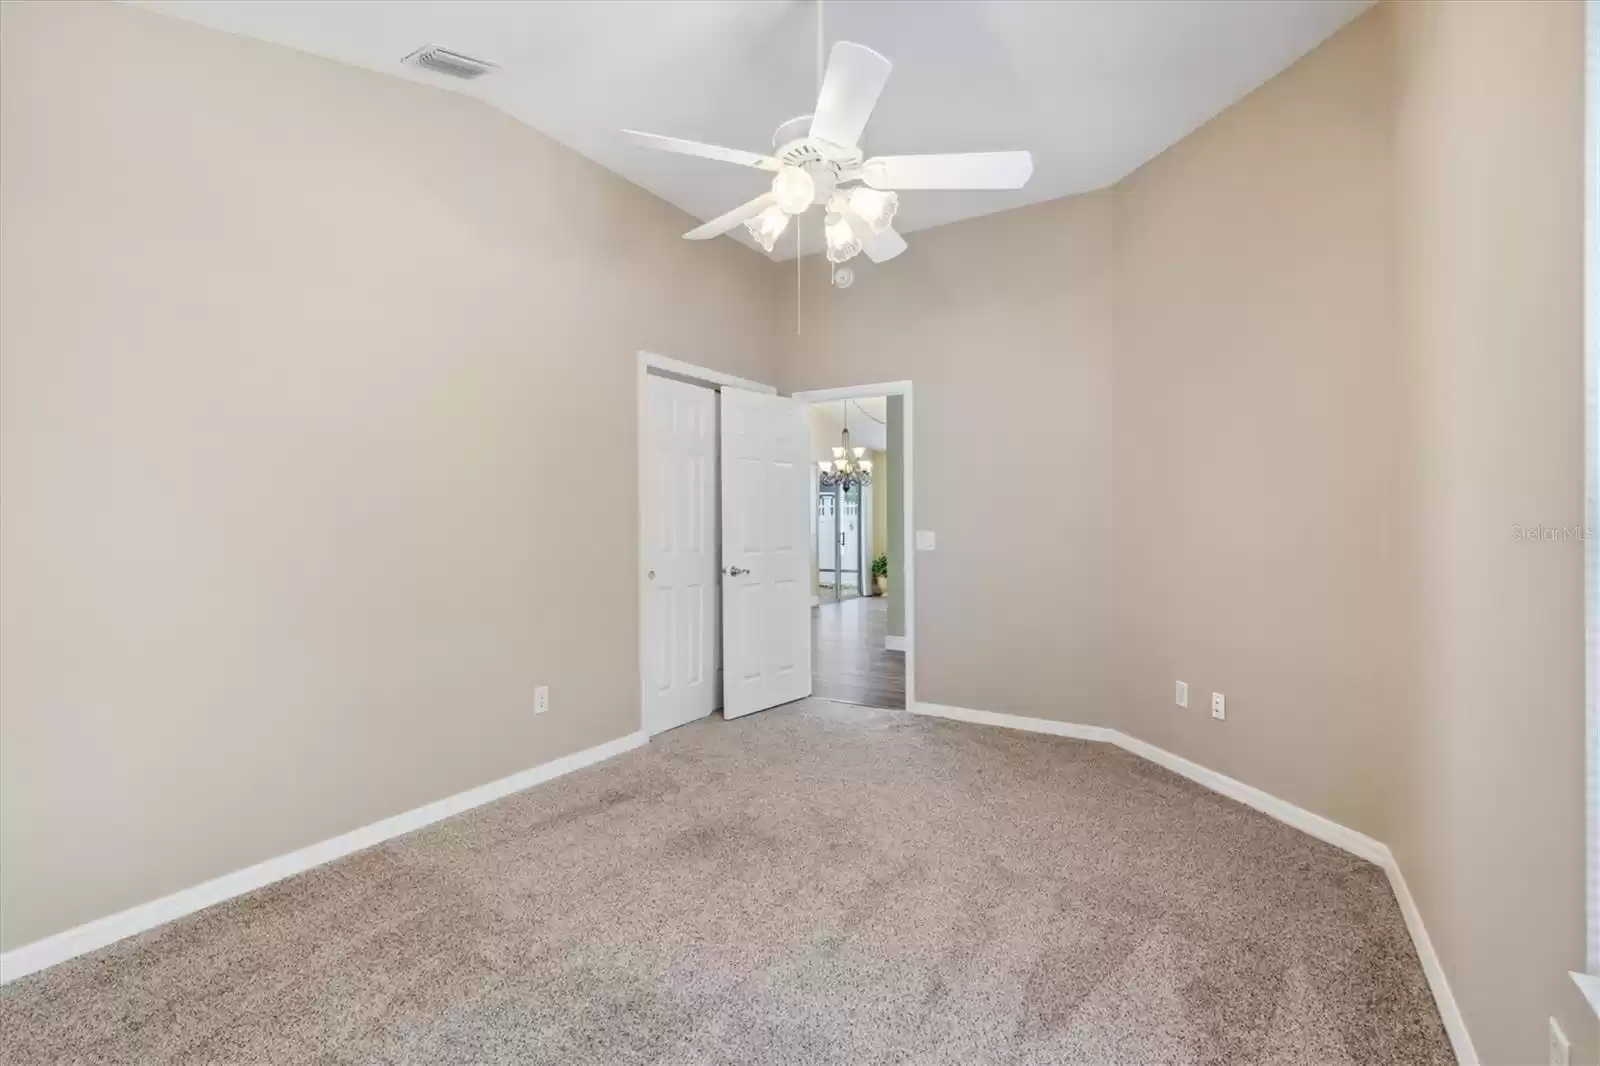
left=637, top=352, right=813, bottom=736
left=637, top=356, right=915, bottom=734
left=816, top=485, right=864, bottom=598
left=802, top=389, right=913, bottom=711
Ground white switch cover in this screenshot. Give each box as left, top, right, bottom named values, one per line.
left=1549, top=1017, right=1569, bottom=1066
left=1211, top=692, right=1226, bottom=720
left=1175, top=681, right=1188, bottom=708
left=535, top=685, right=549, bottom=715
left=915, top=530, right=937, bottom=551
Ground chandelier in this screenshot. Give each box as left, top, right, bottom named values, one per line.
left=818, top=401, right=872, bottom=490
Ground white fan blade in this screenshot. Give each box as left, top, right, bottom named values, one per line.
left=684, top=194, right=775, bottom=240
left=861, top=151, right=1033, bottom=190
left=842, top=211, right=907, bottom=263
left=622, top=129, right=778, bottom=171
left=810, top=42, right=892, bottom=149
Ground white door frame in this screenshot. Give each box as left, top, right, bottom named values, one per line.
left=637, top=351, right=777, bottom=737
left=790, top=381, right=916, bottom=712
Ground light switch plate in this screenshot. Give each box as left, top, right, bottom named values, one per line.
left=535, top=686, right=549, bottom=715
left=1175, top=681, right=1188, bottom=708
left=1211, top=692, right=1226, bottom=720
left=915, top=530, right=937, bottom=551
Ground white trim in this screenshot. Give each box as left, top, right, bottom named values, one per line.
left=638, top=350, right=777, bottom=395
left=912, top=702, right=1116, bottom=743
left=810, top=595, right=821, bottom=608
left=1572, top=971, right=1600, bottom=1019
left=1389, top=862, right=1479, bottom=1065
left=1112, top=730, right=1387, bottom=864
left=792, top=381, right=915, bottom=711
left=909, top=700, right=1476, bottom=1065
left=637, top=351, right=780, bottom=737
left=885, top=634, right=908, bottom=652
left=789, top=381, right=907, bottom=404
left=0, top=730, right=647, bottom=985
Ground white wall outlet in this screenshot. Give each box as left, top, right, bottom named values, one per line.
left=1548, top=1016, right=1569, bottom=1066
left=1211, top=692, right=1226, bottom=720
left=915, top=530, right=937, bottom=551
left=535, top=685, right=549, bottom=715
left=1175, top=681, right=1188, bottom=708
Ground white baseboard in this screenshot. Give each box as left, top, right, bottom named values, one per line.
left=911, top=702, right=1117, bottom=743
left=910, top=700, right=1475, bottom=1065
left=1110, top=730, right=1388, bottom=865
left=0, top=730, right=648, bottom=985
left=1384, top=859, right=1479, bottom=1064
left=810, top=596, right=820, bottom=607
left=885, top=634, right=908, bottom=652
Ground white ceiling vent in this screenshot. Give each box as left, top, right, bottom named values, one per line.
left=401, top=46, right=498, bottom=81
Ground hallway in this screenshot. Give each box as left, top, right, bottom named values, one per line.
left=810, top=595, right=905, bottom=709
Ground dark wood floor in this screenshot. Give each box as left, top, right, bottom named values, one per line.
left=811, top=595, right=905, bottom=709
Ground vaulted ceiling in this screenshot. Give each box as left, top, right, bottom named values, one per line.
left=134, top=0, right=1370, bottom=258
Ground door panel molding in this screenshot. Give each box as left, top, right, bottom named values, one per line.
left=637, top=352, right=778, bottom=738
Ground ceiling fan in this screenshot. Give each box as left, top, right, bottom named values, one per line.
left=622, top=41, right=1033, bottom=269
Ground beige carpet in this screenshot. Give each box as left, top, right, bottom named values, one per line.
left=0, top=699, right=1451, bottom=1065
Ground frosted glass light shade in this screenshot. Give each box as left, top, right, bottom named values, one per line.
left=859, top=459, right=873, bottom=473
left=771, top=167, right=816, bottom=215
left=824, top=212, right=862, bottom=264
left=832, top=446, right=845, bottom=459
left=852, top=447, right=865, bottom=459
left=847, top=186, right=899, bottom=234
left=744, top=204, right=790, bottom=253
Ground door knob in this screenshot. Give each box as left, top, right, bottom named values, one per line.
left=723, top=565, right=749, bottom=577
left=647, top=570, right=655, bottom=580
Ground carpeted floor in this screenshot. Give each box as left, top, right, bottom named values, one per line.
left=0, top=700, right=1451, bottom=1065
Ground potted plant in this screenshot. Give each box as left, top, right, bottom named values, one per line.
left=871, top=554, right=889, bottom=596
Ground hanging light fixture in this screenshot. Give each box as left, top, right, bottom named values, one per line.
left=817, top=401, right=872, bottom=490
left=744, top=203, right=791, bottom=253
left=846, top=186, right=899, bottom=234
left=824, top=212, right=862, bottom=264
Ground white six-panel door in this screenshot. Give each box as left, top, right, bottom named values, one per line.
left=642, top=375, right=719, bottom=735
left=720, top=388, right=812, bottom=718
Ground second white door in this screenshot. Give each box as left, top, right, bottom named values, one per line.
left=720, top=388, right=812, bottom=719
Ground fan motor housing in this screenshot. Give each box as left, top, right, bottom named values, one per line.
left=771, top=114, right=863, bottom=202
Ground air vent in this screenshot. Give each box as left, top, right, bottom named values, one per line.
left=401, top=46, right=497, bottom=81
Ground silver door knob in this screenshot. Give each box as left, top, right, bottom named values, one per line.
left=647, top=570, right=655, bottom=580
left=723, top=566, right=749, bottom=577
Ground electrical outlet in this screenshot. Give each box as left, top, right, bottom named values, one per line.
left=1211, top=692, right=1226, bottom=721
left=1549, top=1016, right=1569, bottom=1066
left=535, top=685, right=549, bottom=715
left=1175, top=681, right=1188, bottom=708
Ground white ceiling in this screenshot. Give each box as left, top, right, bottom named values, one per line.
left=812, top=398, right=888, bottom=453
left=133, top=0, right=1369, bottom=260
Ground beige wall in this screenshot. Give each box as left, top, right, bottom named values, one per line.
left=1390, top=2, right=1592, bottom=1063
left=2, top=1, right=1592, bottom=1060
left=0, top=1, right=780, bottom=950
left=780, top=194, right=1119, bottom=725
left=784, top=4, right=1591, bottom=1062
left=1112, top=4, right=1405, bottom=847
left=886, top=396, right=906, bottom=638
left=869, top=449, right=888, bottom=565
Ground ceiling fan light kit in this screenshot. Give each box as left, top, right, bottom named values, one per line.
left=824, top=212, right=863, bottom=264
left=622, top=39, right=1033, bottom=278
left=745, top=203, right=791, bottom=253
left=770, top=167, right=818, bottom=215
